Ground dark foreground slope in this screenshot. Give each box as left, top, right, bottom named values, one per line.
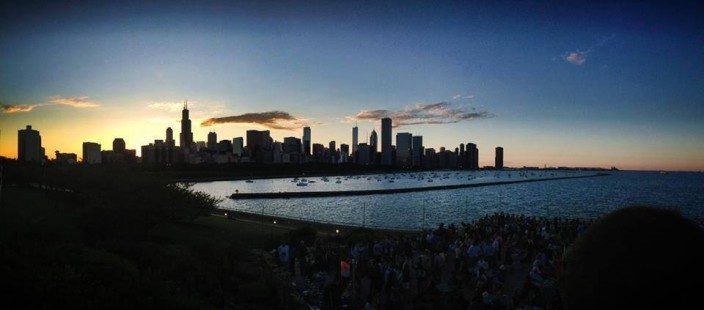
left=0, top=166, right=291, bottom=309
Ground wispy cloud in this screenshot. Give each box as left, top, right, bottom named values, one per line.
left=1, top=96, right=99, bottom=114
left=347, top=102, right=493, bottom=127
left=201, top=111, right=310, bottom=130
left=564, top=52, right=587, bottom=65
left=452, top=94, right=475, bottom=100
left=48, top=96, right=99, bottom=108
left=562, top=34, right=616, bottom=66
left=1, top=103, right=45, bottom=113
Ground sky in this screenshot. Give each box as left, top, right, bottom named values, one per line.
left=1, top=0, right=703, bottom=171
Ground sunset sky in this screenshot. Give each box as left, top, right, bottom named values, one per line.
left=1, top=1, right=703, bottom=171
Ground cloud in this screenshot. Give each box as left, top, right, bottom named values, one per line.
left=562, top=34, right=616, bottom=66
left=452, top=94, right=475, bottom=100
left=48, top=96, right=99, bottom=108
left=347, top=102, right=493, bottom=127
left=201, top=111, right=310, bottom=130
left=564, top=52, right=587, bottom=65
left=2, top=96, right=99, bottom=113
left=1, top=103, right=43, bottom=113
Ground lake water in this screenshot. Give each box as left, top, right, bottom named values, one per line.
left=191, top=170, right=704, bottom=230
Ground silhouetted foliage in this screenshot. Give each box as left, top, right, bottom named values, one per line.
left=562, top=206, right=704, bottom=309
left=0, top=162, right=281, bottom=308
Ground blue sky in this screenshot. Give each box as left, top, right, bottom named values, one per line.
left=1, top=1, right=703, bottom=170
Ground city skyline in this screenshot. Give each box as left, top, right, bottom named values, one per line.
left=12, top=102, right=510, bottom=169
left=1, top=1, right=703, bottom=171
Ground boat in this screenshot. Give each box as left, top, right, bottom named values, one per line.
left=245, top=180, right=254, bottom=183
left=296, top=182, right=308, bottom=186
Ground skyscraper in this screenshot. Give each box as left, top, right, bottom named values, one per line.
left=303, top=127, right=311, bottom=156
left=82, top=142, right=101, bottom=164
left=232, top=137, right=244, bottom=156
left=247, top=130, right=272, bottom=163
left=381, top=117, right=393, bottom=165
left=18, top=125, right=44, bottom=163
left=312, top=143, right=324, bottom=162
left=283, top=137, right=302, bottom=154
left=329, top=140, right=337, bottom=163
left=352, top=125, right=358, bottom=154
left=467, top=143, right=479, bottom=170
left=207, top=131, right=217, bottom=150
left=396, top=132, right=412, bottom=166
left=180, top=100, right=194, bottom=152
left=340, top=143, right=349, bottom=162
left=103, top=138, right=136, bottom=163
left=369, top=130, right=378, bottom=152
left=412, top=136, right=424, bottom=167
left=495, top=146, right=504, bottom=169
left=113, top=138, right=126, bottom=152
left=356, top=143, right=371, bottom=165
left=166, top=127, right=174, bottom=147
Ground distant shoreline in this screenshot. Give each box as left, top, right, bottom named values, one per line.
left=227, top=173, right=610, bottom=199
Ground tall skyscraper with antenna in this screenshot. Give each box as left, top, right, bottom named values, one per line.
left=180, top=100, right=194, bottom=152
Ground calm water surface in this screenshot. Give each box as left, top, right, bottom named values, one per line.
left=190, top=170, right=704, bottom=230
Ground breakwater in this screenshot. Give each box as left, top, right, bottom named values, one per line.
left=229, top=173, right=609, bottom=199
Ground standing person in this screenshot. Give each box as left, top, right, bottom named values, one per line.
left=341, top=258, right=351, bottom=288
left=278, top=242, right=289, bottom=267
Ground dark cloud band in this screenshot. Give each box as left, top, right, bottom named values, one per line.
left=201, top=111, right=309, bottom=130
left=348, top=102, right=493, bottom=127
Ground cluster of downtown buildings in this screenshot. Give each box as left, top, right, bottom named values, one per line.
left=16, top=103, right=505, bottom=169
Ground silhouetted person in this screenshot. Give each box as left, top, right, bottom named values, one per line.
left=562, top=207, right=704, bottom=309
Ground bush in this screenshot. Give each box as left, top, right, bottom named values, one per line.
left=562, top=207, right=704, bottom=309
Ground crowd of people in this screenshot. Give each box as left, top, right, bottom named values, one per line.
left=273, top=212, right=591, bottom=309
